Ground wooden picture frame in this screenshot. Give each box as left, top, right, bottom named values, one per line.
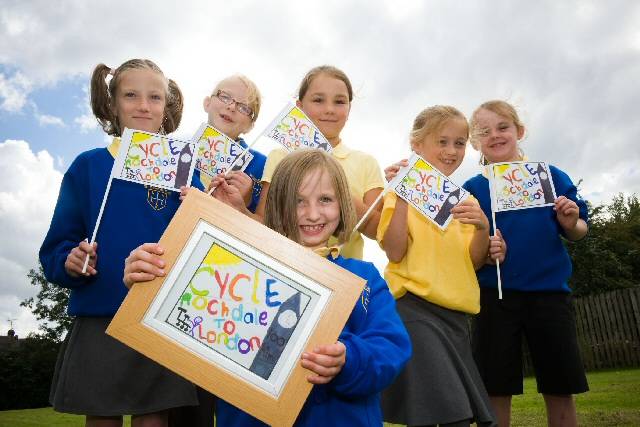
left=107, top=189, right=365, bottom=426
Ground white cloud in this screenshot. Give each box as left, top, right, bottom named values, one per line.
left=0, top=139, right=62, bottom=335
left=75, top=113, right=98, bottom=132
left=0, top=71, right=32, bottom=112
left=37, top=113, right=65, bottom=127
left=74, top=83, right=98, bottom=133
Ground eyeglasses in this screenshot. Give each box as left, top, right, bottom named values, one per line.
left=214, top=90, right=254, bottom=118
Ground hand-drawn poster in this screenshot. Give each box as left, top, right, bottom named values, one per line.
left=192, top=123, right=254, bottom=178
left=114, top=128, right=197, bottom=191
left=490, top=161, right=556, bottom=212
left=260, top=103, right=332, bottom=152
left=144, top=221, right=328, bottom=396
left=391, top=153, right=469, bottom=230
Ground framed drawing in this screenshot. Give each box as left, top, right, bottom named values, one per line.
left=106, top=189, right=365, bottom=427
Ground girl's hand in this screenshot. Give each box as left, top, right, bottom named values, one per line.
left=179, top=186, right=191, bottom=201
left=65, top=240, right=98, bottom=277
left=210, top=173, right=248, bottom=213
left=300, top=342, right=346, bottom=385
left=488, top=229, right=506, bottom=264
left=451, top=199, right=489, bottom=231
left=554, top=196, right=579, bottom=231
left=123, top=243, right=166, bottom=289
left=224, top=171, right=254, bottom=206
left=384, top=159, right=409, bottom=182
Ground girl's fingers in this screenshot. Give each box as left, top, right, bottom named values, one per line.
left=128, top=259, right=165, bottom=277
left=131, top=243, right=165, bottom=258
left=78, top=240, right=97, bottom=256
left=127, top=271, right=159, bottom=284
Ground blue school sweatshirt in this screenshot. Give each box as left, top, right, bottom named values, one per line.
left=39, top=146, right=202, bottom=316
left=463, top=165, right=588, bottom=293
left=216, top=255, right=412, bottom=427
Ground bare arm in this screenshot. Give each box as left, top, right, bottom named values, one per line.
left=381, top=198, right=409, bottom=263
left=451, top=199, right=490, bottom=270
left=354, top=188, right=383, bottom=239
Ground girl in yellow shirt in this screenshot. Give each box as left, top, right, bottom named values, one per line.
left=378, top=106, right=504, bottom=427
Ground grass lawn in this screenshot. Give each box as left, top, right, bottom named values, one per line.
left=1, top=369, right=638, bottom=426
left=0, top=408, right=130, bottom=427
left=388, top=369, right=640, bottom=427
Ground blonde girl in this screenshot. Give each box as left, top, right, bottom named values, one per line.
left=464, top=100, right=588, bottom=427
left=201, top=74, right=266, bottom=213
left=379, top=106, right=497, bottom=427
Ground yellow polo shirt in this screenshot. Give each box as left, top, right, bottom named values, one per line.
left=376, top=192, right=481, bottom=314
left=262, top=143, right=384, bottom=259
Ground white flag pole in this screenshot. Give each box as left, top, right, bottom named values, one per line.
left=353, top=187, right=388, bottom=232
left=352, top=154, right=417, bottom=233
left=82, top=176, right=113, bottom=273
left=488, top=164, right=503, bottom=299
left=208, top=104, right=293, bottom=196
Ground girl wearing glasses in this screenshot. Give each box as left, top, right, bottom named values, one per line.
left=169, top=74, right=266, bottom=427
left=254, top=65, right=384, bottom=260
left=201, top=74, right=266, bottom=213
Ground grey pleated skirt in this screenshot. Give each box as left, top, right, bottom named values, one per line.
left=50, top=317, right=198, bottom=416
left=382, top=293, right=495, bottom=426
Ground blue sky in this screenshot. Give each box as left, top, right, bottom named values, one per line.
left=0, top=68, right=104, bottom=166
left=1, top=0, right=639, bottom=335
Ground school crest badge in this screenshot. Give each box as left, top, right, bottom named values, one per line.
left=147, top=186, right=169, bottom=211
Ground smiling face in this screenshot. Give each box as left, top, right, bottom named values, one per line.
left=473, top=108, right=525, bottom=163
left=113, top=68, right=167, bottom=133
left=295, top=167, right=341, bottom=250
left=296, top=73, right=350, bottom=146
left=413, top=118, right=468, bottom=176
left=203, top=77, right=254, bottom=140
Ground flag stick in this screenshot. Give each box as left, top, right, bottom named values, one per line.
left=491, top=207, right=503, bottom=300
left=353, top=187, right=388, bottom=232
left=82, top=176, right=113, bottom=273
left=488, top=165, right=503, bottom=299
left=352, top=156, right=415, bottom=233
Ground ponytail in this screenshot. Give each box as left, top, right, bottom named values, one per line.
left=163, top=78, right=184, bottom=134
left=90, top=63, right=119, bottom=136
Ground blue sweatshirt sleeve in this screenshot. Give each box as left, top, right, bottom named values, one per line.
left=39, top=159, right=92, bottom=289
left=329, top=263, right=411, bottom=398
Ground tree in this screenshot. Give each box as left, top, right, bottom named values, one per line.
left=20, top=265, right=72, bottom=342
left=0, top=335, right=60, bottom=410
left=567, top=193, right=640, bottom=296
left=0, top=264, right=71, bottom=410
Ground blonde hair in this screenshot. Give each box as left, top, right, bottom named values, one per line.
left=90, top=59, right=183, bottom=136
left=213, top=74, right=262, bottom=122
left=469, top=100, right=526, bottom=164
left=298, top=65, right=353, bottom=102
left=265, top=150, right=356, bottom=246
left=409, top=105, right=468, bottom=150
